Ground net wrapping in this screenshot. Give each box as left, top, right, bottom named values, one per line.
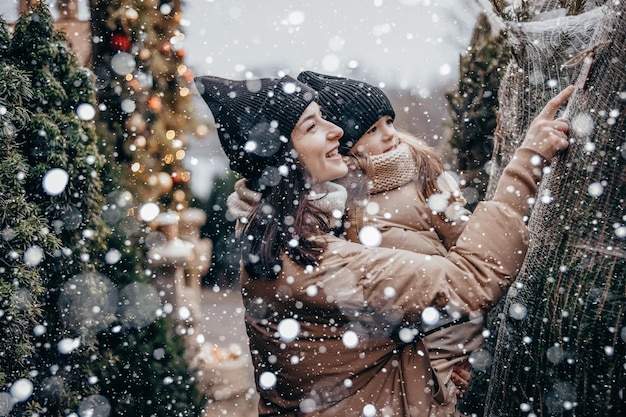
left=481, top=2, right=626, bottom=416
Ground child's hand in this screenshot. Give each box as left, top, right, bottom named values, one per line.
left=451, top=360, right=471, bottom=397
left=520, top=85, right=574, bottom=161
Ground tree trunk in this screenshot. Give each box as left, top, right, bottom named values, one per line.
left=483, top=2, right=626, bottom=416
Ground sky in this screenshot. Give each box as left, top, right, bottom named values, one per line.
left=183, top=0, right=482, bottom=89
left=0, top=1, right=482, bottom=88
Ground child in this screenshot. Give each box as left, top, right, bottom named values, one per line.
left=298, top=71, right=483, bottom=416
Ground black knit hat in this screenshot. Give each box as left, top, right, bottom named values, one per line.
left=297, top=71, right=395, bottom=155
left=194, top=75, right=317, bottom=184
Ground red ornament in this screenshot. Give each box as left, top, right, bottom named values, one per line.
left=171, top=171, right=182, bottom=183
left=147, top=95, right=162, bottom=113
left=111, top=33, right=132, bottom=52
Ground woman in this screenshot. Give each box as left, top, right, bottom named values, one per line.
left=195, top=74, right=572, bottom=416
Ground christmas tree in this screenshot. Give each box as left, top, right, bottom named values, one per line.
left=444, top=13, right=510, bottom=210
left=90, top=0, right=197, bottom=212
left=0, top=3, right=203, bottom=415
left=0, top=14, right=61, bottom=398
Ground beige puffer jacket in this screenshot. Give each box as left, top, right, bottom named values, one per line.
left=340, top=133, right=470, bottom=254
left=338, top=133, right=482, bottom=412
left=234, top=148, right=545, bottom=416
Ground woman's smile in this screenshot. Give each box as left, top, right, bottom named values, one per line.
left=291, top=102, right=348, bottom=183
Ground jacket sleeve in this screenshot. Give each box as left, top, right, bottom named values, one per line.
left=415, top=147, right=546, bottom=315
left=325, top=147, right=547, bottom=324
left=226, top=178, right=261, bottom=237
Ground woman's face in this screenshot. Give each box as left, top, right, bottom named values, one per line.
left=349, top=115, right=398, bottom=156
left=291, top=102, right=348, bottom=183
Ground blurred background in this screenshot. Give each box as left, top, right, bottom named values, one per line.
left=0, top=0, right=486, bottom=288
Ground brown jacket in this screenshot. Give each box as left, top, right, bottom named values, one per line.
left=340, top=134, right=482, bottom=410
left=239, top=148, right=544, bottom=416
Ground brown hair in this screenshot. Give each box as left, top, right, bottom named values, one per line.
left=399, top=131, right=445, bottom=198
left=240, top=145, right=333, bottom=280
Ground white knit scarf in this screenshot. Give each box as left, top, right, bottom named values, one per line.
left=308, top=181, right=348, bottom=216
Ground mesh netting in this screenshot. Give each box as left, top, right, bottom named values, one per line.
left=486, top=5, right=606, bottom=197
left=479, top=2, right=626, bottom=416
left=460, top=8, right=607, bottom=414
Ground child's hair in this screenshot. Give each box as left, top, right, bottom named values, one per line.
left=399, top=131, right=445, bottom=198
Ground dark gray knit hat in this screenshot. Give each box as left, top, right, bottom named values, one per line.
left=297, top=71, right=395, bottom=154
left=194, top=75, right=317, bottom=183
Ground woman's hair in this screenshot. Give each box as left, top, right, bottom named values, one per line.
left=240, top=144, right=333, bottom=280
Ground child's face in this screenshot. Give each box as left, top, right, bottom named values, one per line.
left=349, top=115, right=398, bottom=156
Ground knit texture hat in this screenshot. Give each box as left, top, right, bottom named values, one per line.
left=297, top=71, right=395, bottom=154
left=194, top=75, right=317, bottom=183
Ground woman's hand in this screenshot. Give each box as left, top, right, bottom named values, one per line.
left=520, top=85, right=574, bottom=161
left=451, top=360, right=471, bottom=397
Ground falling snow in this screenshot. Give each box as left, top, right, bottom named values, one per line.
left=1, top=1, right=624, bottom=417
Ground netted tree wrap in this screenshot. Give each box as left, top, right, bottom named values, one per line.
left=459, top=3, right=615, bottom=416
left=485, top=5, right=605, bottom=199
left=483, top=2, right=626, bottom=416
